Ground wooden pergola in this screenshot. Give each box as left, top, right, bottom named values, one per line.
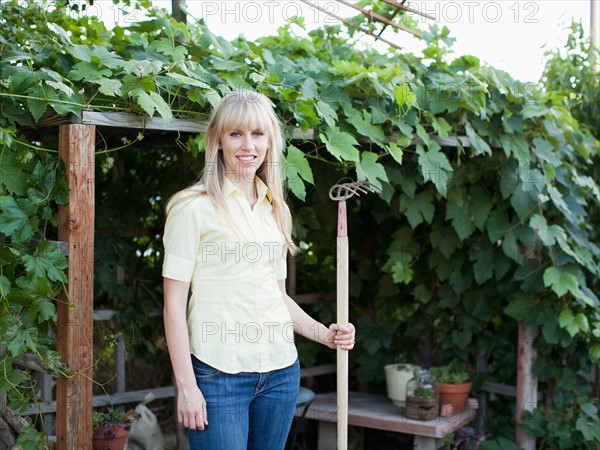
left=35, top=108, right=540, bottom=449
left=47, top=112, right=205, bottom=448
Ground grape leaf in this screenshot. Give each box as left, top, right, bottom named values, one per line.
left=320, top=127, right=360, bottom=162
left=22, top=240, right=68, bottom=283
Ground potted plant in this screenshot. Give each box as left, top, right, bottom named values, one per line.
left=92, top=407, right=137, bottom=450
left=384, top=362, right=419, bottom=407
left=431, top=360, right=472, bottom=417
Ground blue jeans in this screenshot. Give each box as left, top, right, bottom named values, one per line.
left=188, top=356, right=300, bottom=450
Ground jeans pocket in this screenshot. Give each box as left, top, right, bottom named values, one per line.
left=191, top=356, right=221, bottom=379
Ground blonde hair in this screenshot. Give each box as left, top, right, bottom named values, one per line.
left=168, top=89, right=297, bottom=255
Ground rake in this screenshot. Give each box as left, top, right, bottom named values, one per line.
left=328, top=180, right=380, bottom=449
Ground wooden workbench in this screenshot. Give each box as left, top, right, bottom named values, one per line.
left=296, top=391, right=477, bottom=450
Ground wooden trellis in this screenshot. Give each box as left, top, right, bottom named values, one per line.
left=27, top=108, right=543, bottom=449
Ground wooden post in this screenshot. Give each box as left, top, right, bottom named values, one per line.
left=172, top=0, right=187, bottom=23
left=475, top=350, right=488, bottom=437
left=56, top=124, right=95, bottom=450
left=516, top=321, right=538, bottom=450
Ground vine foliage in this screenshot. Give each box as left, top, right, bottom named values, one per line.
left=0, top=1, right=599, bottom=446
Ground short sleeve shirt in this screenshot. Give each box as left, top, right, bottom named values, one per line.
left=162, top=177, right=297, bottom=373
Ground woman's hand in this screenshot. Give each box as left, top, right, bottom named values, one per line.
left=177, top=384, right=208, bottom=431
left=326, top=323, right=356, bottom=350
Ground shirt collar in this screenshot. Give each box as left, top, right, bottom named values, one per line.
left=223, top=176, right=273, bottom=204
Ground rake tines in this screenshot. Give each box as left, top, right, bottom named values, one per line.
left=328, top=180, right=382, bottom=201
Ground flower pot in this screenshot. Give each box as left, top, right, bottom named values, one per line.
left=436, top=381, right=472, bottom=416
left=92, top=425, right=130, bottom=450
left=384, top=363, right=419, bottom=407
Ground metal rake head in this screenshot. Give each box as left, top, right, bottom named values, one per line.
left=328, top=180, right=381, bottom=202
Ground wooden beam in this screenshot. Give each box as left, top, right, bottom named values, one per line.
left=516, top=321, right=538, bottom=450
left=336, top=0, right=422, bottom=38
left=171, top=0, right=187, bottom=23
left=21, top=386, right=176, bottom=416
left=378, top=0, right=436, bottom=20
left=481, top=381, right=517, bottom=397
left=38, top=111, right=207, bottom=133
left=56, top=124, right=95, bottom=450
left=298, top=0, right=404, bottom=50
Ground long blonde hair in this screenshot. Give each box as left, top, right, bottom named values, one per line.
left=168, top=89, right=297, bottom=255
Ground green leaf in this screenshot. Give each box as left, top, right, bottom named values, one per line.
left=16, top=425, right=47, bottom=450
left=430, top=224, right=460, bottom=259
left=400, top=192, right=435, bottom=229
left=472, top=246, right=494, bottom=284
left=452, top=328, right=471, bottom=349
left=285, top=145, right=314, bottom=185
left=558, top=310, right=580, bottom=337
left=529, top=214, right=567, bottom=246
left=122, top=59, right=163, bottom=76
left=387, top=142, right=403, bottom=165
left=94, top=78, right=122, bottom=97
left=486, top=210, right=510, bottom=242
left=294, top=99, right=320, bottom=130
left=67, top=44, right=94, bottom=62
left=24, top=298, right=56, bottom=324
left=356, top=151, right=388, bottom=188
left=505, top=294, right=534, bottom=320
left=532, top=137, right=560, bottom=165
left=0, top=275, right=10, bottom=298
left=45, top=80, right=74, bottom=98
left=388, top=259, right=413, bottom=284
left=69, top=62, right=112, bottom=82
left=315, top=101, right=338, bottom=128
left=432, top=116, right=452, bottom=139
left=320, top=127, right=360, bottom=162
left=502, top=230, right=524, bottom=264
left=522, top=103, right=549, bottom=119
left=344, top=106, right=385, bottom=145
left=574, top=312, right=589, bottom=333
left=543, top=267, right=579, bottom=298
left=149, top=91, right=173, bottom=124
left=22, top=240, right=68, bottom=283
left=27, top=97, right=47, bottom=123
left=394, top=83, right=416, bottom=107
left=282, top=145, right=314, bottom=201
left=416, top=144, right=453, bottom=197
left=166, top=72, right=211, bottom=89
left=5, top=323, right=34, bottom=356
left=0, top=356, right=24, bottom=393
left=510, top=190, right=536, bottom=221
left=499, top=134, right=531, bottom=165
left=0, top=147, right=27, bottom=195
left=470, top=186, right=492, bottom=231
left=0, top=196, right=36, bottom=243
left=148, top=38, right=188, bottom=61
left=134, top=90, right=155, bottom=117
left=446, top=190, right=475, bottom=241
left=465, top=122, right=491, bottom=155
left=576, top=415, right=600, bottom=442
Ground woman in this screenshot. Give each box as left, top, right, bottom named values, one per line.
left=162, top=89, right=355, bottom=450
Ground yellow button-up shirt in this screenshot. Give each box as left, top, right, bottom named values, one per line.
left=162, top=177, right=297, bottom=373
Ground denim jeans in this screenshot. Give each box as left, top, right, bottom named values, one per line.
left=188, top=356, right=300, bottom=450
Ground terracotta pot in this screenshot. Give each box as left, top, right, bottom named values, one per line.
left=436, top=381, right=472, bottom=416
left=92, top=425, right=129, bottom=450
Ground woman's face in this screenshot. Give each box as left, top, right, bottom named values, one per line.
left=220, top=126, right=269, bottom=183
